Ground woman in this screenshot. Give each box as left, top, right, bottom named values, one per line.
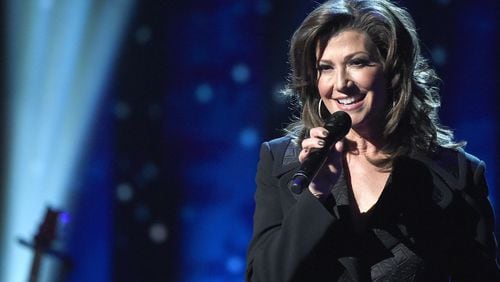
left=246, top=0, right=499, bottom=281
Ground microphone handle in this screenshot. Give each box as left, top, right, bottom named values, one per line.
left=288, top=110, right=351, bottom=194
left=289, top=142, right=335, bottom=194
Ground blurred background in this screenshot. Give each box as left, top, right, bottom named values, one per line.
left=0, top=0, right=498, bottom=281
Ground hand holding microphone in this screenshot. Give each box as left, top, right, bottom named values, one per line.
left=290, top=111, right=351, bottom=197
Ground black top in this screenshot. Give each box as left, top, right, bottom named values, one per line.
left=246, top=136, right=500, bottom=281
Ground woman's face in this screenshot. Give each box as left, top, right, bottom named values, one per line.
left=316, top=30, right=388, bottom=134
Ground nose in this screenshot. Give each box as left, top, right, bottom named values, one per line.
left=334, top=68, right=351, bottom=92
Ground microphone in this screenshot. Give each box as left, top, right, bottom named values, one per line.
left=289, top=111, right=351, bottom=194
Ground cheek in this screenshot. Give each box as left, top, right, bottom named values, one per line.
left=350, top=71, right=377, bottom=88
left=353, top=71, right=386, bottom=95
left=317, top=77, right=332, bottom=98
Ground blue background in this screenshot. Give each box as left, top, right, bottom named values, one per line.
left=1, top=0, right=498, bottom=281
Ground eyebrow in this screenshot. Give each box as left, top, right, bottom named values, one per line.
left=317, top=51, right=371, bottom=64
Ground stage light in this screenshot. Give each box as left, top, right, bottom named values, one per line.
left=231, top=63, right=251, bottom=84
left=430, top=45, right=447, bottom=66
left=195, top=83, right=214, bottom=104
left=149, top=223, right=168, bottom=244
left=116, top=183, right=134, bottom=203
left=239, top=128, right=259, bottom=149
left=1, top=1, right=133, bottom=281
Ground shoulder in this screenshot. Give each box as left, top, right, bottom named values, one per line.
left=262, top=136, right=297, bottom=160
left=433, top=147, right=483, bottom=176
left=412, top=146, right=486, bottom=193
left=265, top=136, right=295, bottom=151
left=259, top=136, right=300, bottom=177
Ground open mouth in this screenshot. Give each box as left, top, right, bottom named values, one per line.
left=336, top=94, right=366, bottom=105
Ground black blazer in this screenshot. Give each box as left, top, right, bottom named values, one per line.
left=246, top=136, right=499, bottom=281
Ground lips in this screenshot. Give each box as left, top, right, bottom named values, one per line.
left=335, top=93, right=366, bottom=105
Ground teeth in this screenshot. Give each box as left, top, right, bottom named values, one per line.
left=337, top=95, right=364, bottom=105
left=338, top=97, right=357, bottom=105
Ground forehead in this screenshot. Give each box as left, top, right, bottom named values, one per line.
left=318, top=30, right=376, bottom=59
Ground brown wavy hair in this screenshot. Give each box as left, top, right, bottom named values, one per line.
left=283, top=0, right=463, bottom=159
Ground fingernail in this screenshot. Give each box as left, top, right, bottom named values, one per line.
left=322, top=131, right=329, bottom=137
left=318, top=140, right=325, bottom=146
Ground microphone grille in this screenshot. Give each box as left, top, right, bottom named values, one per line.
left=324, top=111, right=351, bottom=137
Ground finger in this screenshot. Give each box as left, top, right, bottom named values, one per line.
left=299, top=137, right=326, bottom=163
left=298, top=149, right=308, bottom=163
left=299, top=127, right=333, bottom=163
left=301, top=137, right=326, bottom=151
left=334, top=140, right=344, bottom=153
left=298, top=146, right=316, bottom=163
left=309, top=127, right=329, bottom=139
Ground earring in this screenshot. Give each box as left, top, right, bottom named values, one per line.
left=318, top=99, right=329, bottom=120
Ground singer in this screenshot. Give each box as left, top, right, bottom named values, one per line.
left=246, top=0, right=499, bottom=281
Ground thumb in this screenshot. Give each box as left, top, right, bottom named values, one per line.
left=334, top=140, right=344, bottom=153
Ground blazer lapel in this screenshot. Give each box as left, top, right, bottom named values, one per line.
left=272, top=139, right=300, bottom=176
left=408, top=150, right=461, bottom=209
left=338, top=257, right=366, bottom=281
left=271, top=140, right=301, bottom=200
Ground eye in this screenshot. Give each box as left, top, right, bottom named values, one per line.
left=317, top=64, right=333, bottom=72
left=349, top=57, right=375, bottom=68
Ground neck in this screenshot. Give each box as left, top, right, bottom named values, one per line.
left=345, top=128, right=386, bottom=158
